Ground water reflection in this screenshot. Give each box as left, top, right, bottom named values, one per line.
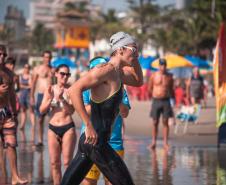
left=1, top=135, right=226, bottom=185
left=123, top=138, right=226, bottom=185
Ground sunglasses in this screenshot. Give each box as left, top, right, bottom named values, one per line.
left=123, top=46, right=137, bottom=53
left=59, top=72, right=71, bottom=77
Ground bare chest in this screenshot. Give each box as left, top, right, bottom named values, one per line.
left=0, top=70, right=12, bottom=86
left=153, top=73, right=171, bottom=87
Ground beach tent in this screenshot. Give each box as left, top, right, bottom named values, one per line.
left=138, top=56, right=156, bottom=70
left=185, top=55, right=211, bottom=69
left=51, top=57, right=77, bottom=68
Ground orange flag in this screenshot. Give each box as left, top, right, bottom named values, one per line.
left=55, top=26, right=90, bottom=48
left=214, top=22, right=226, bottom=127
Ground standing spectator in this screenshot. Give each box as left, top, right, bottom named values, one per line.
left=39, top=64, right=76, bottom=185
left=30, top=50, right=53, bottom=146
left=19, top=64, right=36, bottom=143
left=147, top=58, right=174, bottom=150
left=4, top=57, right=20, bottom=113
left=0, top=44, right=27, bottom=184
left=187, top=67, right=204, bottom=105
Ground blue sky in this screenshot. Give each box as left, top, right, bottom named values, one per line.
left=0, top=0, right=175, bottom=23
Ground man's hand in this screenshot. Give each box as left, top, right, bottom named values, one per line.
left=12, top=113, right=18, bottom=125
left=30, top=96, right=35, bottom=106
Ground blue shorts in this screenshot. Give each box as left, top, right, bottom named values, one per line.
left=35, top=93, right=45, bottom=117
left=19, top=89, right=30, bottom=109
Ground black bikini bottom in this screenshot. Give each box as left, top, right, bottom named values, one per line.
left=49, top=122, right=75, bottom=139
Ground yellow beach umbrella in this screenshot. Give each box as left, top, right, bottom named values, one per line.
left=151, top=54, right=193, bottom=69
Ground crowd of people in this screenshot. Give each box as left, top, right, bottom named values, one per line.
left=0, top=31, right=144, bottom=185
left=0, top=30, right=212, bottom=185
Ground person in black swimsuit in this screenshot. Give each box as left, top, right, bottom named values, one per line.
left=39, top=64, right=76, bottom=185
left=61, top=32, right=143, bottom=185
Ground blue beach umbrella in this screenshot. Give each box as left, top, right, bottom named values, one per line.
left=185, top=55, right=210, bottom=69
left=138, top=56, right=156, bottom=70
left=51, top=57, right=77, bottom=68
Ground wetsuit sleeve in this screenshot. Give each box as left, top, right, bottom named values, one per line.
left=83, top=90, right=90, bottom=105
left=122, top=89, right=131, bottom=109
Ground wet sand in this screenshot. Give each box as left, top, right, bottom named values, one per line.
left=0, top=97, right=221, bottom=185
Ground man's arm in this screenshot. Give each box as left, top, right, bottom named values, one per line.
left=8, top=74, right=17, bottom=116
left=170, top=74, right=175, bottom=98
left=186, top=78, right=191, bottom=101
left=30, top=68, right=38, bottom=104
left=147, top=73, right=154, bottom=97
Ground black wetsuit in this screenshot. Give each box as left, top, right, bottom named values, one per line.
left=61, top=85, right=135, bottom=185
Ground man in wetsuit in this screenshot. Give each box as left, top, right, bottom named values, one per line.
left=147, top=58, right=174, bottom=150
left=61, top=32, right=143, bottom=185
left=0, top=45, right=28, bottom=184
left=30, top=50, right=52, bottom=146
left=81, top=57, right=131, bottom=185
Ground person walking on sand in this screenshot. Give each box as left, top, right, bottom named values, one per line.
left=61, top=31, right=143, bottom=185
left=147, top=58, right=174, bottom=151
left=80, top=57, right=131, bottom=185
left=39, top=64, right=76, bottom=185
left=0, top=44, right=28, bottom=184
left=30, top=50, right=53, bottom=146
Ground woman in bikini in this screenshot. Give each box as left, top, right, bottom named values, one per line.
left=61, top=31, right=143, bottom=185
left=39, top=64, right=76, bottom=185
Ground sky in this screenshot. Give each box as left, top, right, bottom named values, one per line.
left=0, top=0, right=175, bottom=23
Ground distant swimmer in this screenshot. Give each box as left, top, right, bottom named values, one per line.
left=147, top=58, right=174, bottom=151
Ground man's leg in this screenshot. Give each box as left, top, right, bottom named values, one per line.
left=149, top=99, right=160, bottom=150
left=4, top=133, right=28, bottom=184
left=150, top=119, right=159, bottom=150
left=37, top=116, right=45, bottom=145
left=162, top=99, right=174, bottom=151
left=162, top=118, right=169, bottom=151
left=0, top=140, right=7, bottom=183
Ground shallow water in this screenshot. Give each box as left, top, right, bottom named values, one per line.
left=0, top=128, right=225, bottom=185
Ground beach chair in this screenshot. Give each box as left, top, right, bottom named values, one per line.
left=174, top=104, right=201, bottom=134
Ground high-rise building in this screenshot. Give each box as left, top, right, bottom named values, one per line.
left=4, top=5, right=26, bottom=40
left=29, top=0, right=90, bottom=29
left=175, top=0, right=193, bottom=9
